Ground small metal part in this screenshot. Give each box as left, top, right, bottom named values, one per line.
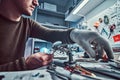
left=0, top=75, right=5, bottom=80
left=32, top=72, right=40, bottom=77
left=39, top=74, right=44, bottom=78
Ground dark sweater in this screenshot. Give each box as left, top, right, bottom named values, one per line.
left=0, top=15, right=73, bottom=71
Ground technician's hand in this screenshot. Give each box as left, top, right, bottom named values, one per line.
left=70, top=29, right=114, bottom=59
left=25, top=52, right=53, bottom=70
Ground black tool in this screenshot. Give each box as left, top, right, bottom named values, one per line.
left=0, top=75, right=5, bottom=80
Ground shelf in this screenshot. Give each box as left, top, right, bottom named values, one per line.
left=65, top=0, right=117, bottom=22
left=33, top=38, right=49, bottom=42
left=41, top=23, right=68, bottom=29
left=37, top=8, right=65, bottom=18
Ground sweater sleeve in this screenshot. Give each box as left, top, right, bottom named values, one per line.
left=0, top=57, right=27, bottom=71
left=29, top=20, right=74, bottom=44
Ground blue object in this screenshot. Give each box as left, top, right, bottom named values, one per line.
left=40, top=47, right=50, bottom=53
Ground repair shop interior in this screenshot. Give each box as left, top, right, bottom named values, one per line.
left=0, top=0, right=120, bottom=80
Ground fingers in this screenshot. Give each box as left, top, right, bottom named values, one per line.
left=25, top=56, right=43, bottom=70
left=95, top=37, right=114, bottom=59
left=42, top=58, right=53, bottom=66
left=25, top=53, right=53, bottom=70
left=95, top=42, right=104, bottom=58
left=38, top=53, right=53, bottom=66
left=80, top=40, right=96, bottom=58
left=35, top=52, right=53, bottom=62
left=37, top=53, right=53, bottom=61
left=34, top=53, right=53, bottom=66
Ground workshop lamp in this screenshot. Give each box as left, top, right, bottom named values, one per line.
left=72, top=0, right=89, bottom=15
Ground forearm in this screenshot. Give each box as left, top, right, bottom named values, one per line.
left=0, top=57, right=27, bottom=71
left=46, top=28, right=74, bottom=43
left=31, top=24, right=74, bottom=44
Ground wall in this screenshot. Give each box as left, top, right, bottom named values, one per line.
left=86, top=0, right=117, bottom=20
left=87, top=0, right=119, bottom=44
left=37, top=13, right=65, bottom=26
left=57, top=5, right=67, bottom=13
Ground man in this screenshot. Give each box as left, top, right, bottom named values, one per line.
left=0, top=0, right=114, bottom=71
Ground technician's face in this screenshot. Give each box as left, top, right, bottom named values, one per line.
left=14, top=0, right=39, bottom=16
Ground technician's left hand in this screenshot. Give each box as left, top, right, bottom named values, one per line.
left=25, top=52, right=53, bottom=70
left=70, top=29, right=114, bottom=59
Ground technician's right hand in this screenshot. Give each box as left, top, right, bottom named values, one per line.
left=25, top=53, right=53, bottom=70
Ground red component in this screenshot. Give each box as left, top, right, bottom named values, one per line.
left=94, top=21, right=100, bottom=28
left=113, top=34, right=120, bottom=42
left=64, top=66, right=74, bottom=72
left=102, top=54, right=108, bottom=61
